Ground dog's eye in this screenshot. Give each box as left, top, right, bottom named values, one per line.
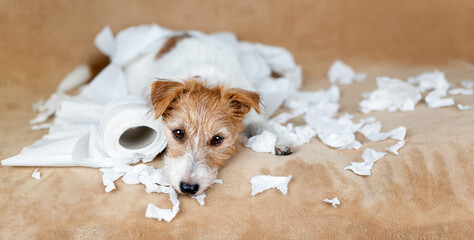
left=172, top=129, right=185, bottom=140
left=210, top=135, right=224, bottom=146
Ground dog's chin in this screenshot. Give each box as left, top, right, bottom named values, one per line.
left=164, top=154, right=218, bottom=196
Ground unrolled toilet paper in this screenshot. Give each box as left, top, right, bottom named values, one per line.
left=2, top=96, right=167, bottom=167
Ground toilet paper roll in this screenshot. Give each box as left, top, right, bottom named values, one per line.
left=100, top=96, right=167, bottom=159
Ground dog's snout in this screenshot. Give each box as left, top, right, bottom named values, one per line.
left=179, top=182, right=199, bottom=194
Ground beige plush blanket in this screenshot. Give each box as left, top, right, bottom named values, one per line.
left=1, top=63, right=473, bottom=239
left=1, top=1, right=473, bottom=239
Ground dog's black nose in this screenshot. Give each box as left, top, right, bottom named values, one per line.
left=179, top=182, right=199, bottom=194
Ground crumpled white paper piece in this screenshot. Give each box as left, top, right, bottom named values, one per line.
left=448, top=88, right=473, bottom=95
left=407, top=70, right=456, bottom=109
left=243, top=85, right=348, bottom=151
left=457, top=104, right=472, bottom=111
left=407, top=70, right=449, bottom=92
left=344, top=148, right=386, bottom=176
left=305, top=113, right=362, bottom=149
left=323, top=197, right=340, bottom=208
left=386, top=140, right=406, bottom=155
left=359, top=77, right=421, bottom=114
left=328, top=60, right=367, bottom=85
left=271, top=124, right=318, bottom=147
left=32, top=169, right=41, bottom=180
left=250, top=175, right=292, bottom=196
left=425, top=90, right=455, bottom=109
left=244, top=130, right=277, bottom=154
left=277, top=85, right=364, bottom=150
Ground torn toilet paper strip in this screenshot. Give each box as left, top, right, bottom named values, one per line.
left=448, top=88, right=473, bottom=95
left=323, top=197, right=340, bottom=208
left=250, top=175, right=292, bottom=196
left=191, top=194, right=206, bottom=206
left=145, top=189, right=180, bottom=223
left=457, top=104, right=472, bottom=111
left=344, top=148, right=386, bottom=176
left=386, top=140, right=406, bottom=155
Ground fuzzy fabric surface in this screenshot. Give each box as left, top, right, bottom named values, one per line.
left=1, top=63, right=473, bottom=239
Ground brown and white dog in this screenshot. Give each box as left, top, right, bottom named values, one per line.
left=124, top=34, right=291, bottom=195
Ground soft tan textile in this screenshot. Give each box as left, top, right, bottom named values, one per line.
left=0, top=1, right=473, bottom=239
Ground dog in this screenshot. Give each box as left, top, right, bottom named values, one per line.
left=124, top=34, right=292, bottom=195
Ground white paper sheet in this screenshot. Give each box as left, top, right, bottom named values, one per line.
left=386, top=140, right=406, bottom=155
left=359, top=77, right=421, bottom=114
left=448, top=88, right=473, bottom=95
left=250, top=175, right=292, bottom=196
left=32, top=169, right=41, bottom=180
left=328, top=60, right=366, bottom=85
left=344, top=148, right=386, bottom=176
left=323, top=197, right=340, bottom=208
left=457, top=104, right=472, bottom=111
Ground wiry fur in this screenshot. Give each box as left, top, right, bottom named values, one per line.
left=152, top=80, right=260, bottom=194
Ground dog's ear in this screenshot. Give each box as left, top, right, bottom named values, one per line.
left=151, top=80, right=184, bottom=118
left=226, top=88, right=261, bottom=116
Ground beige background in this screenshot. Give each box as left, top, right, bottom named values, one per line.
left=1, top=0, right=473, bottom=239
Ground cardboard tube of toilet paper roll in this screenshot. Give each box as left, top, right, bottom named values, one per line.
left=100, top=96, right=167, bottom=159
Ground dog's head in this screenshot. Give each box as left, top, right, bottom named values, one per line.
left=151, top=79, right=260, bottom=195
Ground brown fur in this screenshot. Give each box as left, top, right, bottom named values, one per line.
left=151, top=79, right=260, bottom=168
left=155, top=34, right=191, bottom=59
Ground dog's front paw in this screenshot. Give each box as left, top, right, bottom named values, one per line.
left=274, top=143, right=293, bottom=156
